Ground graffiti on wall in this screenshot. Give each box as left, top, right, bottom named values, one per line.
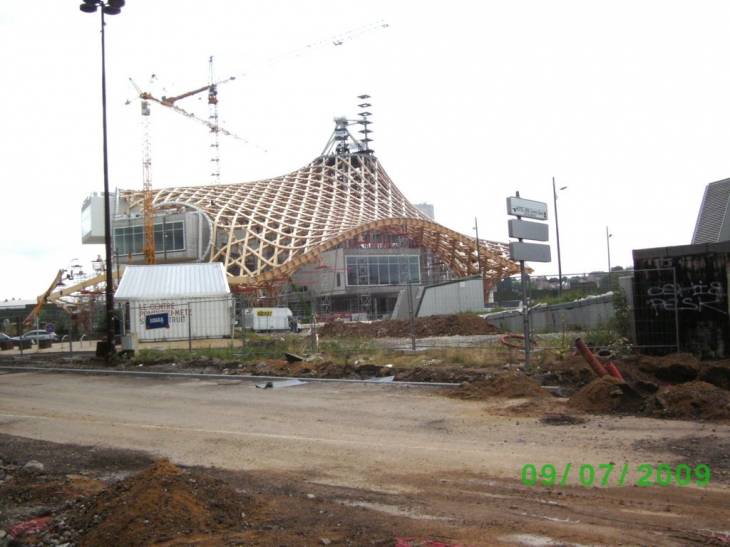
left=646, top=280, right=726, bottom=315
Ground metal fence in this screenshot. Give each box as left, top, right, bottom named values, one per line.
left=0, top=267, right=690, bottom=361
left=120, top=296, right=234, bottom=346
left=630, top=268, right=682, bottom=355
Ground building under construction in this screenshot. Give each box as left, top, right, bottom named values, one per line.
left=81, top=116, right=521, bottom=318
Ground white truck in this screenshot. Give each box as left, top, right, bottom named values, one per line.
left=244, top=307, right=302, bottom=332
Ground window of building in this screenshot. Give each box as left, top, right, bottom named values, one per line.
left=114, top=220, right=185, bottom=256
left=346, top=255, right=420, bottom=286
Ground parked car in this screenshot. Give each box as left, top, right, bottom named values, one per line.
left=12, top=330, right=59, bottom=343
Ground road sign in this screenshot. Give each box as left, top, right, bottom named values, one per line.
left=45, top=323, right=55, bottom=334
left=508, top=219, right=549, bottom=241
left=509, top=241, right=552, bottom=262
left=507, top=197, right=548, bottom=221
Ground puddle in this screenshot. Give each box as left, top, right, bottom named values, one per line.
left=619, top=508, right=682, bottom=517
left=308, top=479, right=420, bottom=495
left=502, top=534, right=601, bottom=547
left=335, top=499, right=453, bottom=521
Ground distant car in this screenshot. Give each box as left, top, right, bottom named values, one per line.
left=0, top=333, right=11, bottom=342
left=12, top=330, right=59, bottom=343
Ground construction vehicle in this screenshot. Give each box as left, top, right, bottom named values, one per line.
left=23, top=270, right=64, bottom=326
left=244, top=307, right=301, bottom=333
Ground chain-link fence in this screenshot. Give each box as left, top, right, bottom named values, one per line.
left=1, top=267, right=693, bottom=361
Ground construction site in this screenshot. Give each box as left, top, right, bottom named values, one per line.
left=1, top=326, right=730, bottom=547
left=3, top=10, right=730, bottom=547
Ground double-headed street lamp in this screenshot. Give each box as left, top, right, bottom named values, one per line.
left=79, top=0, right=126, bottom=357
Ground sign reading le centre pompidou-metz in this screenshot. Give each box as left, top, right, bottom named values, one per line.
left=145, top=312, right=170, bottom=330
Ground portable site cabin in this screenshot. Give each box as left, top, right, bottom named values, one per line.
left=115, top=263, right=231, bottom=342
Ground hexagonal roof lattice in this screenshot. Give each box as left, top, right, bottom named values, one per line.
left=120, top=150, right=520, bottom=290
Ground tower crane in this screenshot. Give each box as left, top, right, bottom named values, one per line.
left=140, top=76, right=156, bottom=264
left=142, top=19, right=389, bottom=185
left=128, top=77, right=251, bottom=264
left=124, top=19, right=389, bottom=256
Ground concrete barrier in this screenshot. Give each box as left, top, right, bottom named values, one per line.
left=485, top=293, right=614, bottom=333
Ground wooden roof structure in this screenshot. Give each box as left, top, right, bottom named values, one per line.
left=119, top=146, right=520, bottom=293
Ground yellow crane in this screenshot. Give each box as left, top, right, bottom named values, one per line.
left=140, top=77, right=155, bottom=264
left=23, top=270, right=64, bottom=326
left=128, top=77, right=251, bottom=264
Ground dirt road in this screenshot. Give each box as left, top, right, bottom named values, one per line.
left=0, top=370, right=728, bottom=546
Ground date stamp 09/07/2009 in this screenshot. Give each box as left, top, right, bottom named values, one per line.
left=521, top=463, right=711, bottom=487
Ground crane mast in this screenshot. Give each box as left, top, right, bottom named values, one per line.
left=141, top=98, right=156, bottom=264
left=135, top=20, right=388, bottom=186
left=208, top=56, right=221, bottom=185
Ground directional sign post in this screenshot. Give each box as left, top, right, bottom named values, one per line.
left=507, top=193, right=552, bottom=371
left=507, top=197, right=548, bottom=221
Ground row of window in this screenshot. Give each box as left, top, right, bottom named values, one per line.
left=345, top=255, right=420, bottom=286
left=113, top=224, right=420, bottom=287
left=114, top=221, right=185, bottom=256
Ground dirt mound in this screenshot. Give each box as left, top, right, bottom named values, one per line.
left=62, top=458, right=253, bottom=547
left=696, top=360, right=730, bottom=390
left=636, top=353, right=701, bottom=384
left=567, top=376, right=644, bottom=414
left=644, top=381, right=730, bottom=421
left=450, top=373, right=552, bottom=400
left=318, top=314, right=500, bottom=338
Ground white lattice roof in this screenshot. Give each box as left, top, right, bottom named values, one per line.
left=120, top=153, right=520, bottom=290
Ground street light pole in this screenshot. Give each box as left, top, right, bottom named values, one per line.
left=80, top=0, right=125, bottom=357
left=552, top=177, right=567, bottom=297
left=473, top=217, right=482, bottom=276
left=606, top=226, right=613, bottom=285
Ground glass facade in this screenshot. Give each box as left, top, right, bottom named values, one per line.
left=114, top=221, right=185, bottom=256
left=346, top=255, right=420, bottom=286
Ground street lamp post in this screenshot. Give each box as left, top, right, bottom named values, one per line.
left=473, top=217, right=482, bottom=276
left=80, top=0, right=126, bottom=357
left=552, top=177, right=567, bottom=297
left=606, top=226, right=613, bottom=286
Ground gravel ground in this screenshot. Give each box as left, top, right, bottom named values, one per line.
left=1, top=368, right=729, bottom=546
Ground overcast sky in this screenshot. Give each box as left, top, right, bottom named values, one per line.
left=1, top=1, right=728, bottom=300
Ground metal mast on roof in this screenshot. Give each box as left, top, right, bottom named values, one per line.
left=356, top=94, right=374, bottom=155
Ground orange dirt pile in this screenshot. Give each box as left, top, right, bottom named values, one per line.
left=318, top=314, right=500, bottom=338
left=449, top=373, right=552, bottom=400
left=644, top=381, right=730, bottom=421
left=69, top=458, right=254, bottom=547
left=567, top=376, right=643, bottom=413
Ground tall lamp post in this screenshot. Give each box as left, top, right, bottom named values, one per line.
left=80, top=0, right=126, bottom=357
left=606, top=226, right=613, bottom=286
left=552, top=177, right=567, bottom=297
left=473, top=217, right=482, bottom=276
